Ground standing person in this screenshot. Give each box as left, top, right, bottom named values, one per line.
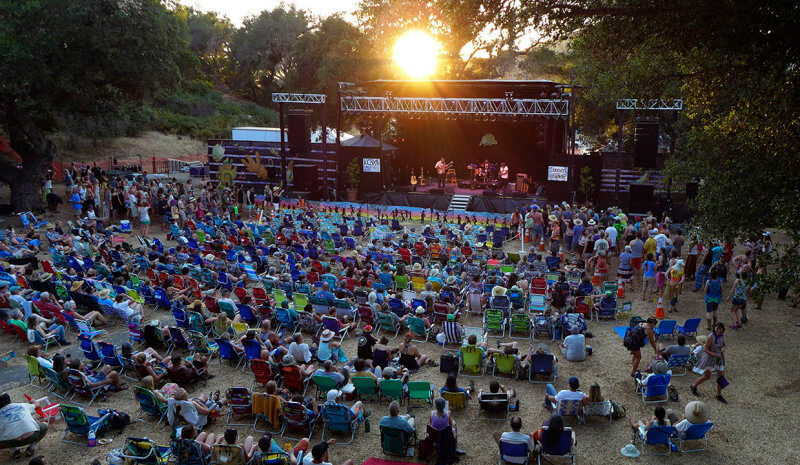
left=618, top=245, right=634, bottom=289
left=663, top=259, right=685, bottom=313
left=728, top=270, right=750, bottom=329
left=703, top=269, right=723, bottom=331
left=138, top=199, right=151, bottom=236
left=571, top=218, right=584, bottom=254
left=624, top=317, right=658, bottom=377
left=694, top=245, right=713, bottom=291
left=435, top=157, right=448, bottom=189
left=685, top=235, right=700, bottom=280
left=691, top=323, right=728, bottom=404
left=498, top=162, right=509, bottom=192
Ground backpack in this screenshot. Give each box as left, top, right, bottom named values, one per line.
left=629, top=316, right=645, bottom=327
left=440, top=352, right=458, bottom=373
left=610, top=400, right=627, bottom=419
left=99, top=408, right=131, bottom=433
left=623, top=323, right=646, bottom=351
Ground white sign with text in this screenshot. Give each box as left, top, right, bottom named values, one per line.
left=547, top=165, right=568, bottom=181
left=363, top=158, right=381, bottom=173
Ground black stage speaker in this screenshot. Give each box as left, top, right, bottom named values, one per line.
left=482, top=190, right=497, bottom=197
left=428, top=188, right=444, bottom=195
left=628, top=184, right=654, bottom=212
left=293, top=164, right=318, bottom=191
left=288, top=112, right=310, bottom=155
left=634, top=118, right=659, bottom=168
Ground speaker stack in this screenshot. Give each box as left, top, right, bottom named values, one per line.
left=634, top=117, right=659, bottom=168
left=287, top=111, right=310, bottom=155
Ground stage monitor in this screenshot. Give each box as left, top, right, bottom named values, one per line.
left=547, top=166, right=569, bottom=182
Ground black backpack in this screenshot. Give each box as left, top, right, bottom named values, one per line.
left=440, top=352, right=458, bottom=373
left=623, top=323, right=646, bottom=351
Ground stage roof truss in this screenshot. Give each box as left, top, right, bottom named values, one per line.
left=341, top=96, right=569, bottom=117
left=272, top=93, right=327, bottom=104
left=615, top=99, right=683, bottom=110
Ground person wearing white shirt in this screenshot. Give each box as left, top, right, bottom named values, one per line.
left=605, top=225, right=618, bottom=250
left=492, top=416, right=536, bottom=464
left=0, top=393, right=49, bottom=458
left=545, top=376, right=588, bottom=410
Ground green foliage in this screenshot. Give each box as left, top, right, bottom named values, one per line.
left=578, top=165, right=595, bottom=203
left=147, top=81, right=278, bottom=140
left=346, top=158, right=361, bottom=190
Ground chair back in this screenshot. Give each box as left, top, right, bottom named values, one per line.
left=226, top=387, right=253, bottom=416
left=351, top=376, right=378, bottom=399
left=312, top=375, right=338, bottom=397
left=25, top=354, right=44, bottom=379
left=644, top=426, right=676, bottom=445
left=251, top=359, right=276, bottom=387
left=98, top=341, right=121, bottom=367
left=498, top=440, right=530, bottom=463
left=493, top=353, right=517, bottom=375
left=380, top=426, right=414, bottom=456
left=210, top=444, right=246, bottom=465
left=530, top=354, right=555, bottom=376
left=460, top=346, right=484, bottom=374
left=168, top=327, right=192, bottom=351
left=66, top=368, right=94, bottom=398
left=379, top=379, right=403, bottom=403
left=215, top=338, right=240, bottom=362
left=667, top=354, right=690, bottom=371
left=406, top=381, right=432, bottom=402
left=242, top=339, right=262, bottom=362
left=121, top=437, right=171, bottom=465
left=643, top=374, right=672, bottom=398
left=60, top=404, right=91, bottom=435
left=555, top=399, right=583, bottom=418
left=321, top=403, right=354, bottom=433
left=281, top=401, right=312, bottom=430
left=678, top=318, right=702, bottom=335
left=539, top=425, right=574, bottom=455
left=280, top=365, right=306, bottom=393
left=136, top=386, right=166, bottom=417
left=511, top=313, right=531, bottom=334
left=79, top=334, right=103, bottom=362
left=407, top=316, right=427, bottom=337
left=655, top=319, right=677, bottom=338
left=683, top=422, right=714, bottom=440
left=530, top=294, right=546, bottom=312
left=441, top=390, right=467, bottom=409
left=484, top=308, right=504, bottom=330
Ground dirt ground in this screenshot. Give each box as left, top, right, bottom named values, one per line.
left=2, top=200, right=800, bottom=465
left=51, top=131, right=206, bottom=162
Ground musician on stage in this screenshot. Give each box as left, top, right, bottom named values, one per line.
left=498, top=162, right=509, bottom=192
left=435, top=157, right=449, bottom=188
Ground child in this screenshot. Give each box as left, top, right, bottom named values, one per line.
left=642, top=253, right=656, bottom=301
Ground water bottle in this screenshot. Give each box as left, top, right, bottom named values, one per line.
left=88, top=429, right=96, bottom=447
left=364, top=418, right=371, bottom=433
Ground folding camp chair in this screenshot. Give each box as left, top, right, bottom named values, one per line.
left=676, top=318, right=702, bottom=338
left=637, top=373, right=672, bottom=403
left=536, top=426, right=576, bottom=465
left=279, top=401, right=317, bottom=441
left=279, top=365, right=310, bottom=395
left=59, top=404, right=112, bottom=445
left=582, top=401, right=613, bottom=426
left=251, top=359, right=279, bottom=389
left=215, top=338, right=245, bottom=369
left=42, top=365, right=72, bottom=399
left=477, top=392, right=509, bottom=421
left=492, top=353, right=519, bottom=379
left=458, top=346, right=486, bottom=378
left=226, top=387, right=254, bottom=426
left=529, top=294, right=547, bottom=314
left=498, top=439, right=533, bottom=465
left=210, top=444, right=247, bottom=465
left=532, top=315, right=555, bottom=341
left=377, top=311, right=402, bottom=339
left=311, top=375, right=339, bottom=401
left=167, top=326, right=193, bottom=355
left=509, top=312, right=532, bottom=339
left=634, top=425, right=677, bottom=456
left=351, top=376, right=380, bottom=402
left=406, top=381, right=434, bottom=405
left=252, top=392, right=284, bottom=433
left=483, top=308, right=507, bottom=338
left=134, top=386, right=168, bottom=427
left=188, top=331, right=219, bottom=360
left=440, top=390, right=468, bottom=410
left=677, top=422, right=714, bottom=453
left=407, top=316, right=433, bottom=342
left=66, top=369, right=109, bottom=406
left=320, top=403, right=360, bottom=445
left=528, top=353, right=557, bottom=384
left=654, top=319, right=678, bottom=340
left=380, top=426, right=417, bottom=457
left=667, top=354, right=691, bottom=376
left=24, top=354, right=50, bottom=390
left=379, top=379, right=404, bottom=405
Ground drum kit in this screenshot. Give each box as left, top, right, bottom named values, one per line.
left=467, top=162, right=500, bottom=189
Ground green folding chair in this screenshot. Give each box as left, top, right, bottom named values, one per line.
left=293, top=292, right=308, bottom=310
left=377, top=311, right=402, bottom=339
left=407, top=316, right=432, bottom=342
left=379, top=379, right=404, bottom=405
left=218, top=300, right=238, bottom=320
left=311, top=375, right=339, bottom=401
left=483, top=308, right=507, bottom=338
left=509, top=313, right=532, bottom=339
left=459, top=346, right=486, bottom=378
left=394, top=274, right=408, bottom=291
left=272, top=289, right=287, bottom=306
left=406, top=381, right=434, bottom=405
left=351, top=376, right=380, bottom=402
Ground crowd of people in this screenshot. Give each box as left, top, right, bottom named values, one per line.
left=0, top=167, right=785, bottom=464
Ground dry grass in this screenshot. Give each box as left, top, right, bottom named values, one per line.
left=52, top=131, right=206, bottom=162
left=2, top=215, right=800, bottom=465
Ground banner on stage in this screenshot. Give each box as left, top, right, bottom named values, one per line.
left=547, top=166, right=568, bottom=182
left=363, top=158, right=381, bottom=173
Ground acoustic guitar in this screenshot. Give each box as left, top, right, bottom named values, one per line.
left=419, top=167, right=425, bottom=186
left=410, top=169, right=417, bottom=186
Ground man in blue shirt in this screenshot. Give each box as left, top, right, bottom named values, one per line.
left=314, top=283, right=335, bottom=301
left=379, top=401, right=415, bottom=432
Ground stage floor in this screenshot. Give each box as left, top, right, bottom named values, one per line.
left=403, top=184, right=534, bottom=197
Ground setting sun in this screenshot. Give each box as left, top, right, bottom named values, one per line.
left=393, top=30, right=440, bottom=78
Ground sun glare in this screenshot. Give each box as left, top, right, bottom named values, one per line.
left=393, top=30, right=440, bottom=78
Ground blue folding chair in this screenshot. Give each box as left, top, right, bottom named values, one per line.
left=536, top=426, right=575, bottom=465
left=635, top=425, right=677, bottom=456
left=241, top=339, right=263, bottom=371
left=676, top=318, right=702, bottom=338
left=654, top=319, right=677, bottom=340
left=78, top=334, right=104, bottom=365
left=667, top=354, right=691, bottom=376
left=678, top=422, right=714, bottom=453
left=153, top=287, right=171, bottom=311
left=172, top=306, right=189, bottom=330
left=216, top=338, right=244, bottom=369
left=636, top=373, right=672, bottom=403
left=320, top=403, right=360, bottom=445
left=498, top=440, right=532, bottom=464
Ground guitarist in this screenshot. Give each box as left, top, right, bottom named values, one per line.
left=435, top=157, right=451, bottom=189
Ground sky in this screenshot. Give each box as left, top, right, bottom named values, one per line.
left=185, top=0, right=359, bottom=25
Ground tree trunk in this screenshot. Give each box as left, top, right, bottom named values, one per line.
left=0, top=101, right=57, bottom=213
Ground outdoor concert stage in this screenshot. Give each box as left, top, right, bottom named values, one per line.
left=360, top=189, right=546, bottom=215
